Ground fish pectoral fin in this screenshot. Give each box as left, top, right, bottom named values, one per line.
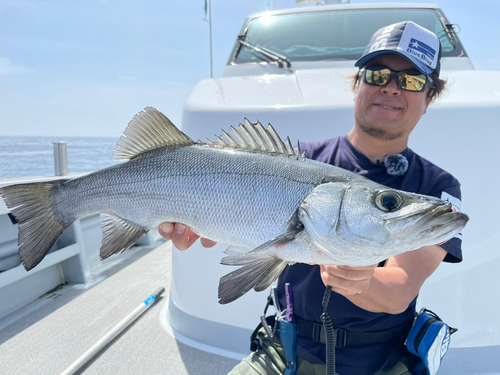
left=99, top=214, right=148, bottom=259
left=223, top=245, right=253, bottom=258
left=218, top=255, right=288, bottom=305
left=218, top=229, right=302, bottom=304
left=221, top=228, right=302, bottom=266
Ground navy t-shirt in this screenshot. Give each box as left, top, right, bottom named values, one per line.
left=277, top=135, right=463, bottom=375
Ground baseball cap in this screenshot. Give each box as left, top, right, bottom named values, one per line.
left=355, top=21, right=442, bottom=76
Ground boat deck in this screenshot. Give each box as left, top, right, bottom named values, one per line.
left=0, top=242, right=239, bottom=375
left=2, top=240, right=499, bottom=375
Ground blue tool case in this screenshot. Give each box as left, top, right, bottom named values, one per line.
left=406, top=308, right=456, bottom=375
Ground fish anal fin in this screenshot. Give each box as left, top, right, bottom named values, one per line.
left=112, top=107, right=194, bottom=161
left=100, top=214, right=148, bottom=259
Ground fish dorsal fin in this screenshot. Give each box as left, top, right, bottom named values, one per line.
left=112, top=107, right=194, bottom=161
left=205, top=119, right=304, bottom=158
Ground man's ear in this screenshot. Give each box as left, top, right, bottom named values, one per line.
left=423, top=90, right=434, bottom=114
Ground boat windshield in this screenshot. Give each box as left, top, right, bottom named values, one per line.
left=233, top=8, right=464, bottom=64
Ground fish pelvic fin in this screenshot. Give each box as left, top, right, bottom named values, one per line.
left=218, top=254, right=288, bottom=305
left=99, top=214, right=148, bottom=259
left=112, top=107, right=195, bottom=161
left=0, top=180, right=70, bottom=271
left=205, top=119, right=305, bottom=159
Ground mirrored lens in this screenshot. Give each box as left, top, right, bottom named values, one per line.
left=399, top=73, right=427, bottom=91
left=365, top=68, right=392, bottom=86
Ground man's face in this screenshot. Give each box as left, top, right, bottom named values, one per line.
left=353, top=54, right=432, bottom=141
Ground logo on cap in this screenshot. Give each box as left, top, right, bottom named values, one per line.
left=355, top=21, right=441, bottom=75
left=407, top=38, right=436, bottom=66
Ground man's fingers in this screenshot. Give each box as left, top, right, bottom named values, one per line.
left=320, top=271, right=370, bottom=295
left=158, top=222, right=174, bottom=240
left=322, top=264, right=376, bottom=281
left=320, top=265, right=374, bottom=294
left=338, top=264, right=379, bottom=271
left=158, top=222, right=217, bottom=250
left=201, top=238, right=217, bottom=248
left=158, top=223, right=199, bottom=250
left=171, top=224, right=199, bottom=250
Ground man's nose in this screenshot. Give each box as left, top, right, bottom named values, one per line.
left=381, top=78, right=401, bottom=95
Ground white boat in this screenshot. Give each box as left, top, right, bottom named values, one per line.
left=1, top=3, right=499, bottom=374
left=169, top=3, right=500, bottom=374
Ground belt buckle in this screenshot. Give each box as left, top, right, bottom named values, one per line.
left=312, top=323, right=323, bottom=343
left=335, top=328, right=347, bottom=349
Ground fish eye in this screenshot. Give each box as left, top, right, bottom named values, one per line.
left=375, top=191, right=403, bottom=212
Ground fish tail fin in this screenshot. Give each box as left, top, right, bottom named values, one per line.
left=218, top=251, right=288, bottom=304
left=0, top=180, right=71, bottom=271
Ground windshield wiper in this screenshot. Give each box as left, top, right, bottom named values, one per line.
left=439, top=17, right=457, bottom=50
left=237, top=35, right=292, bottom=69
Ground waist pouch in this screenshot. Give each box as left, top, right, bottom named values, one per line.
left=406, top=308, right=456, bottom=375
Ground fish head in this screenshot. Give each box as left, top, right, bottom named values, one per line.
left=299, top=180, right=469, bottom=266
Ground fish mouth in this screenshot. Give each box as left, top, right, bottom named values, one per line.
left=394, top=202, right=469, bottom=243
left=415, top=203, right=467, bottom=228
left=388, top=202, right=462, bottom=228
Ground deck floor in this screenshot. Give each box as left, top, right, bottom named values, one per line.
left=3, top=241, right=499, bottom=375
left=0, top=242, right=240, bottom=375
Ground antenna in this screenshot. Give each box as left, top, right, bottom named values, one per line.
left=203, top=0, right=213, bottom=78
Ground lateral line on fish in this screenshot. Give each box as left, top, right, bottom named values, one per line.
left=50, top=171, right=322, bottom=207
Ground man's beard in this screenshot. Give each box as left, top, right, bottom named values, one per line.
left=358, top=123, right=404, bottom=141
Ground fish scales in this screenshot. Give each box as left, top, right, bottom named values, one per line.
left=51, top=145, right=338, bottom=249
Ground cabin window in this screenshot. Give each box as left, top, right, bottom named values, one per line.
left=233, top=8, right=465, bottom=64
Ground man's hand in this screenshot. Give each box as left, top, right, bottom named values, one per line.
left=158, top=222, right=217, bottom=250
left=320, top=246, right=448, bottom=314
left=320, top=264, right=378, bottom=295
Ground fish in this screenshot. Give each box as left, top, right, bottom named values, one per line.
left=0, top=107, right=469, bottom=304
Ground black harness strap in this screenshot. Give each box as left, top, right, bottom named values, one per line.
left=295, top=317, right=412, bottom=348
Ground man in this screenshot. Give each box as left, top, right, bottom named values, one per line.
left=159, top=21, right=462, bottom=375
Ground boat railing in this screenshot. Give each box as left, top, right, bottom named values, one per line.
left=0, top=174, right=162, bottom=321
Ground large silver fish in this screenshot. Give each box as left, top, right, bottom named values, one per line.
left=0, top=107, right=468, bottom=304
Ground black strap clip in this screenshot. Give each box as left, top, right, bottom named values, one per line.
left=335, top=328, right=347, bottom=349
left=311, top=323, right=323, bottom=343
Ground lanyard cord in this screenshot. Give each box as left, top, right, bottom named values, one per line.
left=320, top=285, right=336, bottom=375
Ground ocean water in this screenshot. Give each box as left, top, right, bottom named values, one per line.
left=0, top=136, right=120, bottom=180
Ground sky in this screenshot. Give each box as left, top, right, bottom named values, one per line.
left=0, top=0, right=498, bottom=137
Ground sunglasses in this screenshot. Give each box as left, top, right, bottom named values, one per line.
left=360, top=66, right=435, bottom=92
